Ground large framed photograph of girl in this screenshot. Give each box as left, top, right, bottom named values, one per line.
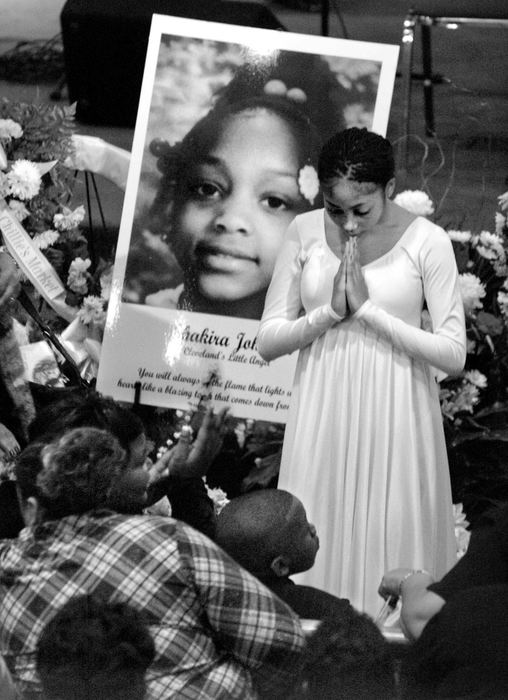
left=97, top=14, right=399, bottom=419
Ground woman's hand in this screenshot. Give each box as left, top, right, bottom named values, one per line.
left=147, top=406, right=230, bottom=484
left=345, top=237, right=369, bottom=313
left=378, top=567, right=418, bottom=600
left=331, top=241, right=349, bottom=319
left=0, top=423, right=20, bottom=461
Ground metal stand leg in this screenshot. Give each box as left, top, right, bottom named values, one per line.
left=421, top=20, right=435, bottom=136
left=321, top=0, right=329, bottom=36
left=399, top=13, right=416, bottom=172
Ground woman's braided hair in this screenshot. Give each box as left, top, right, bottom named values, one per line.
left=318, top=127, right=395, bottom=187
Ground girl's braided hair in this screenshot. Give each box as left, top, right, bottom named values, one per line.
left=318, top=127, right=395, bottom=187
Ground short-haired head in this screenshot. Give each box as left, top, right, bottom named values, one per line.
left=294, top=612, right=397, bottom=699
left=28, top=388, right=145, bottom=452
left=318, top=127, right=395, bottom=189
left=216, top=489, right=318, bottom=579
left=36, top=595, right=155, bottom=700
left=22, top=427, right=127, bottom=520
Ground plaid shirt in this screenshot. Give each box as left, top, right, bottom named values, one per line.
left=0, top=511, right=304, bottom=699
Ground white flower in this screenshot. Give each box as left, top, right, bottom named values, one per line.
left=495, top=212, right=506, bottom=236
left=498, top=290, right=508, bottom=320
left=453, top=503, right=470, bottom=558
left=77, top=295, right=107, bottom=325
left=32, top=230, right=60, bottom=250
left=7, top=199, right=29, bottom=222
left=393, top=189, right=434, bottom=217
left=458, top=272, right=486, bottom=315
left=474, top=231, right=505, bottom=262
left=464, top=370, right=487, bottom=389
left=447, top=229, right=472, bottom=244
left=204, top=480, right=229, bottom=515
left=0, top=118, right=23, bottom=140
left=67, top=257, right=91, bottom=294
left=6, top=159, right=42, bottom=200
left=498, top=191, right=508, bottom=212
left=0, top=171, right=9, bottom=197
left=53, top=205, right=86, bottom=232
left=298, top=165, right=319, bottom=205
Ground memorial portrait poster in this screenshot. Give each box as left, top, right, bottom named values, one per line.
left=97, top=14, right=399, bottom=421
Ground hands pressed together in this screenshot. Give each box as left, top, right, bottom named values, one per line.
left=331, top=237, right=369, bottom=320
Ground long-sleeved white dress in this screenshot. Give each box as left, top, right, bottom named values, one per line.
left=257, top=209, right=466, bottom=617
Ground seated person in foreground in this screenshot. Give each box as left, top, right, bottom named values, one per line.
left=1, top=387, right=228, bottom=539
left=216, top=489, right=352, bottom=620
left=0, top=427, right=304, bottom=699
left=36, top=595, right=155, bottom=700
left=289, top=612, right=397, bottom=700
left=400, top=584, right=508, bottom=699
left=378, top=501, right=508, bottom=640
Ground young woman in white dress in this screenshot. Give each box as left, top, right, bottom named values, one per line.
left=257, top=127, right=466, bottom=617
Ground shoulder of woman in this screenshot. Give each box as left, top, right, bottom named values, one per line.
left=403, top=216, right=454, bottom=255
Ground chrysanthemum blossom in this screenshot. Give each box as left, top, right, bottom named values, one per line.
left=33, top=230, right=60, bottom=250
left=298, top=165, right=319, bottom=205
left=393, top=189, right=434, bottom=217
left=458, top=272, right=486, bottom=315
left=495, top=212, right=506, bottom=236
left=0, top=118, right=23, bottom=140
left=7, top=159, right=42, bottom=200
left=447, top=230, right=472, bottom=244
left=474, top=231, right=505, bottom=261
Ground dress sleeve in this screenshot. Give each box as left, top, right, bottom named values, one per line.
left=179, top=523, right=304, bottom=698
left=257, top=219, right=339, bottom=362
left=355, top=226, right=466, bottom=376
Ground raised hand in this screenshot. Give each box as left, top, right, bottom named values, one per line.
left=148, top=406, right=230, bottom=484
left=345, top=237, right=369, bottom=313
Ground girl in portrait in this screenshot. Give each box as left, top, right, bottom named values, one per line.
left=123, top=48, right=356, bottom=319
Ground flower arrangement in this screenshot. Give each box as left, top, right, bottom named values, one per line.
left=395, top=188, right=508, bottom=521
left=0, top=99, right=109, bottom=358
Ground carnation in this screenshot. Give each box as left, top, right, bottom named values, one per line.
left=67, top=257, right=91, bottom=294
left=8, top=199, right=29, bottom=222
left=464, top=370, right=487, bottom=389
left=6, top=159, right=42, bottom=200
left=458, top=272, right=486, bottom=315
left=393, top=189, right=434, bottom=217
left=77, top=295, right=107, bottom=325
left=0, top=118, right=23, bottom=140
left=298, top=165, right=319, bottom=205
left=32, top=230, right=60, bottom=250
left=53, top=205, right=86, bottom=232
left=447, top=229, right=472, bottom=244
left=498, top=191, right=508, bottom=212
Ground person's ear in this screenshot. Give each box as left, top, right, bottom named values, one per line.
left=270, top=555, right=291, bottom=578
left=385, top=178, right=395, bottom=199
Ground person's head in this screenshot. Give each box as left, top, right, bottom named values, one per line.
left=17, top=427, right=127, bottom=521
left=150, top=95, right=321, bottom=318
left=318, top=127, right=396, bottom=239
left=293, top=613, right=397, bottom=700
left=28, top=389, right=152, bottom=513
left=215, top=488, right=319, bottom=579
left=36, top=595, right=155, bottom=700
